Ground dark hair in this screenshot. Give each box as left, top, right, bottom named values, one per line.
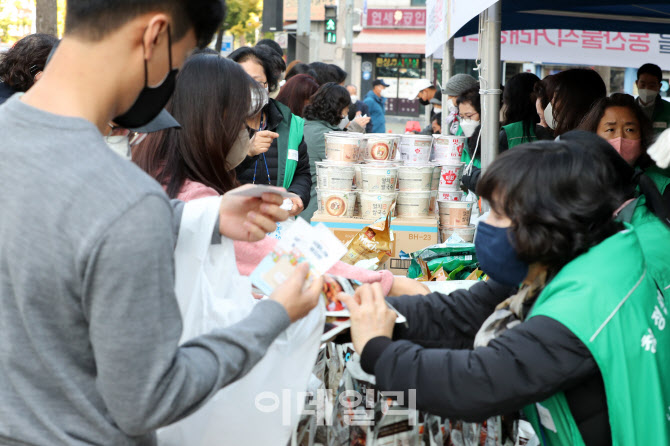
left=478, top=141, right=626, bottom=275
left=309, top=61, right=345, bottom=85
left=457, top=86, right=481, bottom=114
left=577, top=93, right=654, bottom=167
left=133, top=55, right=265, bottom=198
left=560, top=130, right=670, bottom=229
left=303, top=82, right=351, bottom=126
left=65, top=0, right=225, bottom=48
left=551, top=68, right=607, bottom=137
left=432, top=112, right=442, bottom=124
left=503, top=72, right=540, bottom=140
left=276, top=74, right=319, bottom=117
left=637, top=63, right=663, bottom=83
left=256, top=39, right=283, bottom=58
left=0, top=33, right=58, bottom=91
left=191, top=47, right=219, bottom=56
left=285, top=62, right=317, bottom=81
left=229, top=45, right=283, bottom=92
left=534, top=74, right=558, bottom=110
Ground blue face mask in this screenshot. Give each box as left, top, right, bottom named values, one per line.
left=475, top=222, right=529, bottom=288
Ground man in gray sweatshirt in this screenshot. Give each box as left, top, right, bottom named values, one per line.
left=0, top=1, right=322, bottom=445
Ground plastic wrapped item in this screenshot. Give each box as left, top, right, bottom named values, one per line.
left=341, top=206, right=395, bottom=270
left=407, top=242, right=479, bottom=281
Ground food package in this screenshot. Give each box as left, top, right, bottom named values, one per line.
left=340, top=204, right=395, bottom=270
left=407, top=242, right=479, bottom=281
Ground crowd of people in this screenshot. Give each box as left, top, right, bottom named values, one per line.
left=0, top=1, right=669, bottom=445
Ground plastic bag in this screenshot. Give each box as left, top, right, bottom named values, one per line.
left=407, top=242, right=479, bottom=281
left=157, top=197, right=325, bottom=446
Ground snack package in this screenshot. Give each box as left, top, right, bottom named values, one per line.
left=341, top=204, right=395, bottom=270
left=407, top=242, right=479, bottom=281
left=370, top=398, right=420, bottom=446
left=250, top=218, right=347, bottom=296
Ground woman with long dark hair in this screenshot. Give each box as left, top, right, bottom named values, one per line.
left=338, top=135, right=670, bottom=445
left=499, top=72, right=542, bottom=150
left=229, top=46, right=312, bottom=216
left=0, top=33, right=58, bottom=104
left=276, top=74, right=319, bottom=118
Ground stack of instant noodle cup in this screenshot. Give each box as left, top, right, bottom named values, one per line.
left=431, top=134, right=476, bottom=242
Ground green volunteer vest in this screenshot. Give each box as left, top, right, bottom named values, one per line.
left=274, top=101, right=304, bottom=189
left=652, top=98, right=670, bottom=135
left=502, top=121, right=537, bottom=149
left=456, top=126, right=482, bottom=169
left=523, top=227, right=670, bottom=446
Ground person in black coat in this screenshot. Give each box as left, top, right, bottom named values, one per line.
left=346, top=84, right=373, bottom=133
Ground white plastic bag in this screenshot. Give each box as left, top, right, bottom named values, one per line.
left=158, top=197, right=325, bottom=446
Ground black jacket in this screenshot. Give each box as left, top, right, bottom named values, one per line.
left=348, top=100, right=373, bottom=133
left=0, top=82, right=15, bottom=106
left=361, top=281, right=611, bottom=446
left=236, top=100, right=312, bottom=207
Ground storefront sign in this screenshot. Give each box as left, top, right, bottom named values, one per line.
left=366, top=9, right=426, bottom=29
left=455, top=30, right=670, bottom=70
left=375, top=56, right=422, bottom=69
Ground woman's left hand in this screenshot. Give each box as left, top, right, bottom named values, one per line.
left=288, top=197, right=304, bottom=216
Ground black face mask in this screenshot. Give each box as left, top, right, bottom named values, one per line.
left=113, top=25, right=178, bottom=129
left=418, top=98, right=430, bottom=106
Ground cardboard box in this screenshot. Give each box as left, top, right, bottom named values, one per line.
left=310, top=214, right=439, bottom=276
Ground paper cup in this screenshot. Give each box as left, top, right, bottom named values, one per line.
left=324, top=133, right=361, bottom=162
left=399, top=135, right=433, bottom=164
left=321, top=190, right=357, bottom=217
left=364, top=135, right=399, bottom=161
left=432, top=135, right=466, bottom=164
left=438, top=163, right=465, bottom=191
left=431, top=164, right=442, bottom=191
left=396, top=191, right=432, bottom=218
left=439, top=224, right=476, bottom=243
left=360, top=164, right=399, bottom=193
left=315, top=161, right=355, bottom=190
left=437, top=191, right=466, bottom=202
left=397, top=164, right=434, bottom=191
left=359, top=192, right=397, bottom=219
left=437, top=200, right=474, bottom=226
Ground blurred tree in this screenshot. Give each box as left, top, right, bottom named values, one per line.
left=215, top=0, right=262, bottom=51
left=36, top=0, right=57, bottom=35
left=57, top=0, right=65, bottom=36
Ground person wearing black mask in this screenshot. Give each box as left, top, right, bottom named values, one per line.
left=337, top=134, right=670, bottom=446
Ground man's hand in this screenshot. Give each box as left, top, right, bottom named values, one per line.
left=270, top=263, right=324, bottom=322
left=338, top=283, right=397, bottom=354
left=219, top=185, right=290, bottom=242
left=249, top=131, right=279, bottom=157
left=288, top=196, right=304, bottom=216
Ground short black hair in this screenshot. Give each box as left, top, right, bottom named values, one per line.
left=256, top=39, right=283, bottom=58
left=0, top=33, right=58, bottom=91
left=328, top=64, right=347, bottom=84
left=478, top=141, right=625, bottom=275
left=637, top=63, right=663, bottom=83
left=309, top=61, right=342, bottom=85
left=65, top=0, right=226, bottom=48
left=457, top=86, right=481, bottom=114
left=303, top=82, right=351, bottom=126
left=228, top=45, right=283, bottom=93
left=285, top=63, right=317, bottom=82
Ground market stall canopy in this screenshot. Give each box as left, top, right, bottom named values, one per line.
left=427, top=1, right=670, bottom=55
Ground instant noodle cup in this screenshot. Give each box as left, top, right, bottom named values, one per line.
left=437, top=200, right=474, bottom=226
left=432, top=134, right=466, bottom=164
left=431, top=164, right=442, bottom=191
left=320, top=190, right=357, bottom=217
left=353, top=164, right=363, bottom=188
left=315, top=161, right=355, bottom=190
left=437, top=191, right=466, bottom=202
left=396, top=191, right=432, bottom=218
left=438, top=162, right=465, bottom=191
left=364, top=135, right=399, bottom=161
left=397, top=164, right=434, bottom=191
left=324, top=133, right=361, bottom=162
left=360, top=164, right=399, bottom=193
left=359, top=192, right=397, bottom=219
left=439, top=224, right=476, bottom=243
left=399, top=135, right=433, bottom=164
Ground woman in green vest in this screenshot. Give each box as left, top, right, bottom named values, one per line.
left=499, top=72, right=541, bottom=150
left=337, top=140, right=670, bottom=445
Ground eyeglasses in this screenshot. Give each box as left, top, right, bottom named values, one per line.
left=107, top=125, right=148, bottom=147
left=459, top=112, right=479, bottom=120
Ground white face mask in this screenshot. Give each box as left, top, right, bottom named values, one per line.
left=227, top=128, right=252, bottom=169
left=638, top=88, right=657, bottom=105
left=350, top=94, right=358, bottom=103
left=104, top=135, right=131, bottom=159
left=460, top=118, right=479, bottom=137
left=544, top=103, right=556, bottom=130
left=447, top=98, right=458, bottom=115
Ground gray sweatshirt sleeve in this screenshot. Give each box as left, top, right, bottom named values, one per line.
left=82, top=194, right=290, bottom=436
